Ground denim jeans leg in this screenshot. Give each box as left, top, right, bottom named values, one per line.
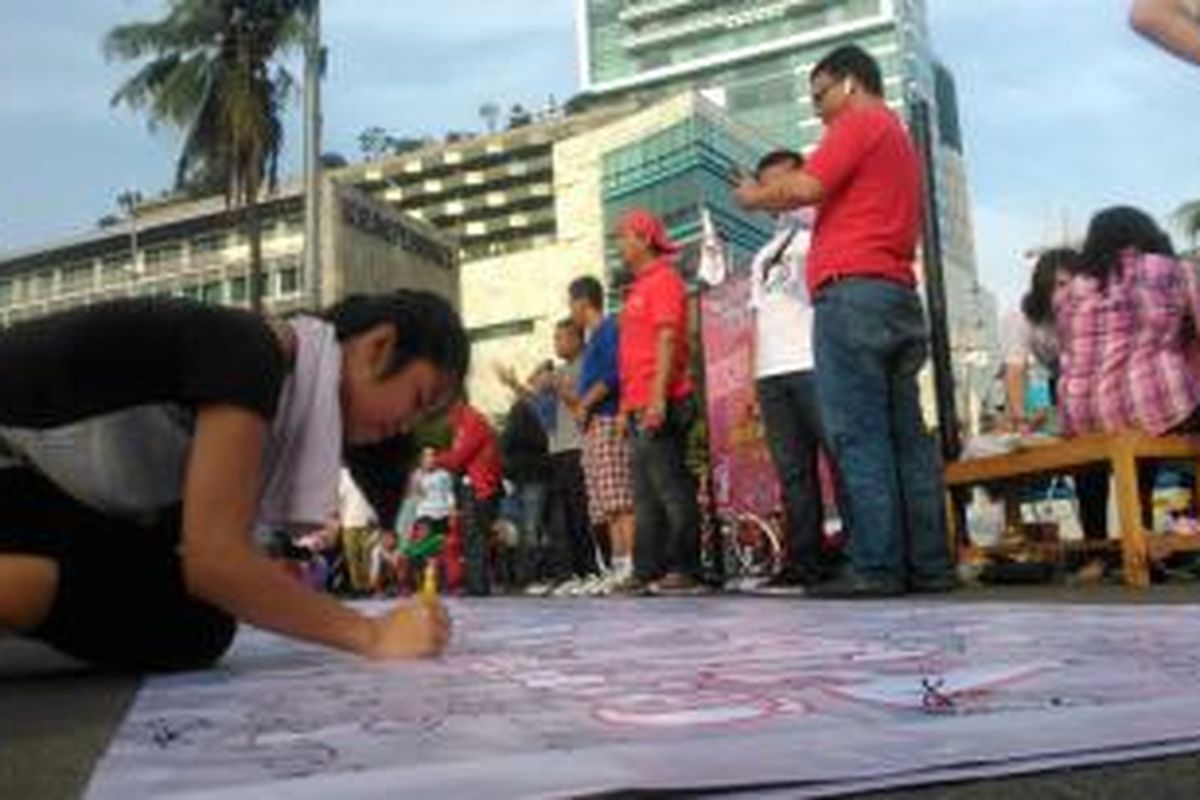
left=463, top=490, right=493, bottom=596
left=814, top=284, right=906, bottom=579
left=658, top=399, right=701, bottom=576
left=757, top=372, right=824, bottom=582
left=889, top=331, right=952, bottom=580
left=518, top=481, right=548, bottom=584
left=632, top=399, right=700, bottom=579
left=561, top=452, right=597, bottom=576
left=632, top=433, right=668, bottom=582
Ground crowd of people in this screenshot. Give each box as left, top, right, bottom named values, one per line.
left=288, top=44, right=958, bottom=603
left=1, top=35, right=1194, bottom=671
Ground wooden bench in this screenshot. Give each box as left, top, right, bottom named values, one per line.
left=944, top=433, right=1200, bottom=588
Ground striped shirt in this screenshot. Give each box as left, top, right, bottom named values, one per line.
left=1055, top=251, right=1200, bottom=436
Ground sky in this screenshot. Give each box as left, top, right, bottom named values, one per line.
left=0, top=0, right=1197, bottom=310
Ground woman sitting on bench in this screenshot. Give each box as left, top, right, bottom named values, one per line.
left=1055, top=206, right=1200, bottom=530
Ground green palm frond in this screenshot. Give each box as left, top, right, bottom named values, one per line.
left=108, top=0, right=311, bottom=311
left=1174, top=200, right=1200, bottom=243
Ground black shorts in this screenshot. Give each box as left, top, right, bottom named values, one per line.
left=0, top=469, right=235, bottom=672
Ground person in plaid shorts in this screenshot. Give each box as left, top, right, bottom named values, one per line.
left=569, top=276, right=637, bottom=590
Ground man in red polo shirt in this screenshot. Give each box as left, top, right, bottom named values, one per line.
left=434, top=401, right=502, bottom=596
left=734, top=44, right=953, bottom=598
left=616, top=209, right=704, bottom=595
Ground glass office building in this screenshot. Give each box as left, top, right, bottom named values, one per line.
left=601, top=108, right=775, bottom=282
left=579, top=0, right=927, bottom=152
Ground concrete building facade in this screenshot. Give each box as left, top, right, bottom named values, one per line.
left=337, top=94, right=772, bottom=414
left=0, top=177, right=458, bottom=329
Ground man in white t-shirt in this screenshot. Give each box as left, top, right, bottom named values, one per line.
left=748, top=149, right=842, bottom=594
left=1132, top=0, right=1200, bottom=65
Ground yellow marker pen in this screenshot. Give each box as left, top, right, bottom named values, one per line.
left=421, top=561, right=438, bottom=606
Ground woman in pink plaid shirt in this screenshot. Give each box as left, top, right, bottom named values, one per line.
left=1055, top=207, right=1200, bottom=534
left=1056, top=206, right=1200, bottom=438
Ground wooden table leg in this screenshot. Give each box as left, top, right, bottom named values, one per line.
left=946, top=490, right=961, bottom=562
left=1193, top=457, right=1200, bottom=516
left=1113, top=447, right=1150, bottom=588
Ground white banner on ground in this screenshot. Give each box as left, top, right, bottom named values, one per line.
left=86, top=600, right=1200, bottom=799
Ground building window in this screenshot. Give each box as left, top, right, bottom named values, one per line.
left=201, top=281, right=223, bottom=304
left=257, top=271, right=272, bottom=300
left=228, top=275, right=248, bottom=303
left=61, top=261, right=95, bottom=295
left=0, top=280, right=11, bottom=309
left=144, top=243, right=182, bottom=270
left=278, top=267, right=301, bottom=296
left=192, top=232, right=226, bottom=255
left=27, top=272, right=53, bottom=300
left=101, top=253, right=133, bottom=284
left=180, top=284, right=202, bottom=302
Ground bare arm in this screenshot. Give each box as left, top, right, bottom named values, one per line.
left=181, top=405, right=448, bottom=660
left=577, top=381, right=609, bottom=417
left=734, top=172, right=825, bottom=214
left=1004, top=363, right=1028, bottom=430
left=1131, top=0, right=1200, bottom=64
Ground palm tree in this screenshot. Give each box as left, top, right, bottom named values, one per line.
left=105, top=0, right=311, bottom=312
left=1174, top=199, right=1200, bottom=251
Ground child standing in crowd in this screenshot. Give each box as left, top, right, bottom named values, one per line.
left=746, top=150, right=843, bottom=594
left=434, top=402, right=502, bottom=597
left=369, top=529, right=406, bottom=597
left=412, top=447, right=456, bottom=544
left=408, top=446, right=456, bottom=586
left=568, top=275, right=637, bottom=591
left=339, top=467, right=380, bottom=595
left=0, top=291, right=464, bottom=671
left=617, top=208, right=705, bottom=595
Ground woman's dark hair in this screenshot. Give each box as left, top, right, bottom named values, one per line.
left=323, top=290, right=470, bottom=382
left=810, top=44, right=884, bottom=97
left=755, top=149, right=805, bottom=179
left=1021, top=248, right=1079, bottom=326
left=568, top=275, right=605, bottom=311
left=1078, top=206, right=1176, bottom=284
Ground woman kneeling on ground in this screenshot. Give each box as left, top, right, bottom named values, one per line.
left=0, top=291, right=465, bottom=671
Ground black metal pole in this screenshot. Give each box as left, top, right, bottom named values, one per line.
left=908, top=95, right=961, bottom=462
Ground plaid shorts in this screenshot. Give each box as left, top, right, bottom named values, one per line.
left=581, top=415, right=635, bottom=524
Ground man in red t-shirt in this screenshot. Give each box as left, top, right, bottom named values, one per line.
left=434, top=402, right=502, bottom=596
left=734, top=44, right=952, bottom=598
left=616, top=209, right=704, bottom=595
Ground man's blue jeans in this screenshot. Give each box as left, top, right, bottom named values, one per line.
left=813, top=278, right=951, bottom=582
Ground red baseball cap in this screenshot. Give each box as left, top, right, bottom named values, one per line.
left=617, top=208, right=681, bottom=255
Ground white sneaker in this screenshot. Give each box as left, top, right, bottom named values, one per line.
left=551, top=577, right=584, bottom=597
left=523, top=581, right=555, bottom=597
left=579, top=573, right=613, bottom=596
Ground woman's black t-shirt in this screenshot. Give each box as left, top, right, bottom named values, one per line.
left=0, top=298, right=286, bottom=521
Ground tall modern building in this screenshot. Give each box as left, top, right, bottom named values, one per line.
left=579, top=0, right=930, bottom=151
left=578, top=0, right=997, bottom=358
